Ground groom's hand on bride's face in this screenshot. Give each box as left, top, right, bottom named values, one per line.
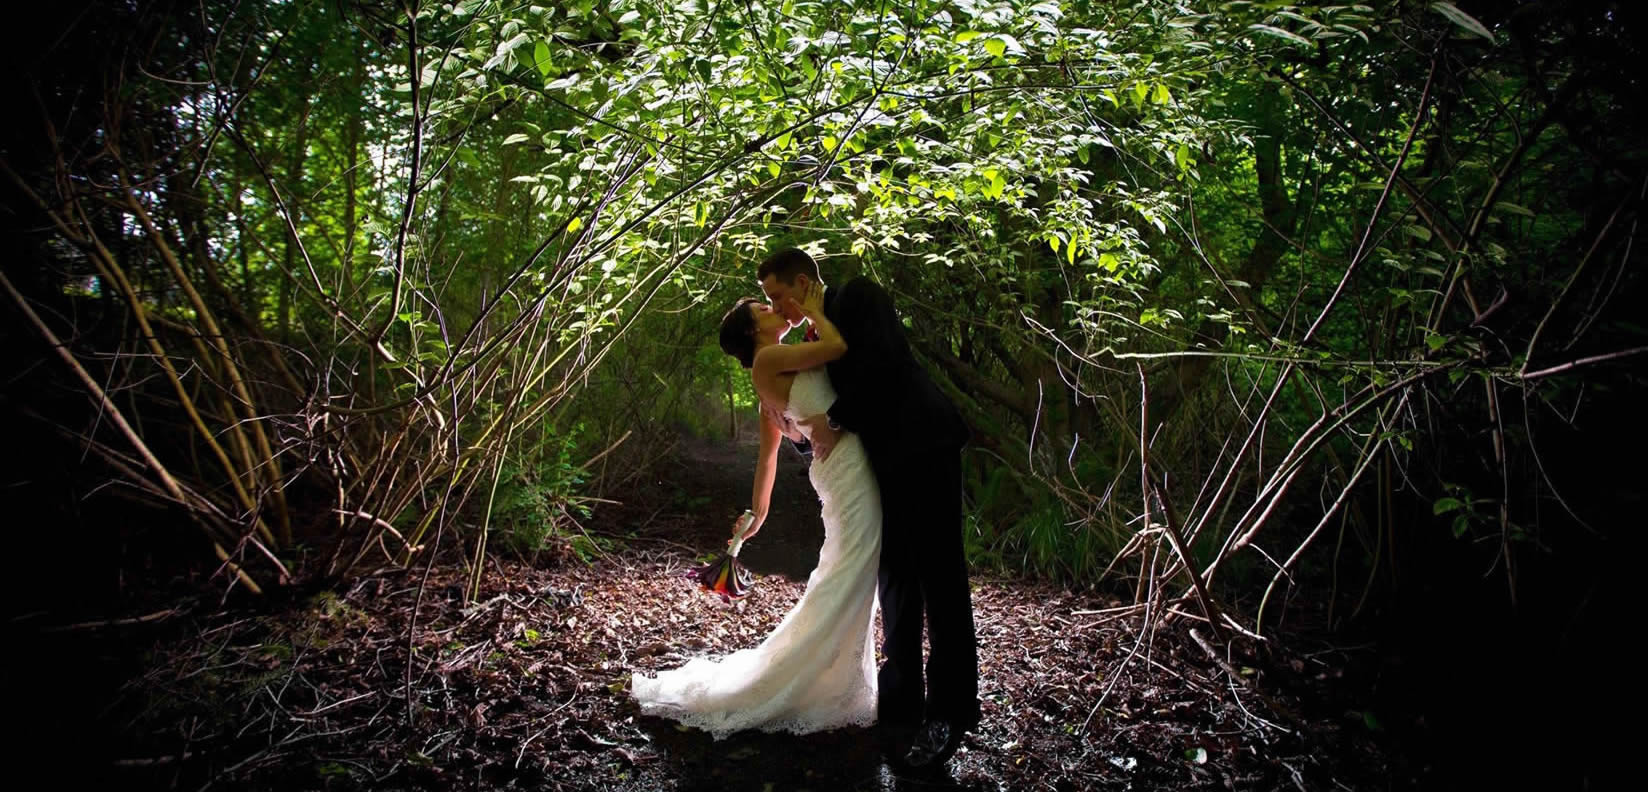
left=798, top=415, right=839, bottom=462
left=801, top=282, right=825, bottom=314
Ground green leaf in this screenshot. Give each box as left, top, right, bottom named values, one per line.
left=565, top=216, right=583, bottom=234
left=1076, top=146, right=1090, bottom=165
left=534, top=41, right=553, bottom=76
left=775, top=131, right=792, bottom=150
left=1425, top=332, right=1446, bottom=352
left=1493, top=201, right=1535, bottom=218
left=487, top=32, right=531, bottom=70
left=1066, top=237, right=1077, bottom=264
left=1132, top=82, right=1150, bottom=107
left=1099, top=252, right=1120, bottom=271
left=955, top=31, right=983, bottom=43
left=1153, top=83, right=1171, bottom=105
left=1432, top=497, right=1464, bottom=515
left=696, top=58, right=713, bottom=83
left=822, top=135, right=838, bottom=152
left=1431, top=2, right=1495, bottom=42
left=1249, top=24, right=1314, bottom=49
left=990, top=171, right=1007, bottom=197
left=1174, top=143, right=1190, bottom=171
left=984, top=37, right=1006, bottom=58
left=503, top=133, right=531, bottom=146
left=1184, top=747, right=1208, bottom=764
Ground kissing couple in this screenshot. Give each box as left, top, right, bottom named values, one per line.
left=632, top=247, right=980, bottom=770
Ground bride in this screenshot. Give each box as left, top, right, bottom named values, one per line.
left=630, top=283, right=882, bottom=737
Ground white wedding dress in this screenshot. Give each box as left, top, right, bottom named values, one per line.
left=632, top=368, right=882, bottom=737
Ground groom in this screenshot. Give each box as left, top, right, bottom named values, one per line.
left=756, top=247, right=979, bottom=769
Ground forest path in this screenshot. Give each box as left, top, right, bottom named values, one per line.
left=46, top=434, right=1400, bottom=791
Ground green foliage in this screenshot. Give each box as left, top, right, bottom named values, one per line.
left=12, top=0, right=1637, bottom=621
left=492, top=423, right=591, bottom=558
left=964, top=459, right=1129, bottom=583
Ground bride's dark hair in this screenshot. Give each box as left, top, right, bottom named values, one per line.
left=718, top=297, right=763, bottom=369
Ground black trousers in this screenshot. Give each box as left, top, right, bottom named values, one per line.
left=871, top=444, right=980, bottom=729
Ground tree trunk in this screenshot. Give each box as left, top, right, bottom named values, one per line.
left=278, top=65, right=317, bottom=339
left=235, top=176, right=253, bottom=310
left=1153, top=88, right=1306, bottom=426
left=341, top=36, right=364, bottom=305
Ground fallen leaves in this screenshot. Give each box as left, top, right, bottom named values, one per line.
left=82, top=439, right=1404, bottom=790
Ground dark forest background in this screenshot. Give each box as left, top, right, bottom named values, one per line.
left=1, top=1, right=1642, bottom=787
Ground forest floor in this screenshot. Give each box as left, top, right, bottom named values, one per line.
left=32, top=434, right=1411, bottom=791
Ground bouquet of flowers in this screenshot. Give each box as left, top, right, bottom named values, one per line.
left=687, top=510, right=756, bottom=601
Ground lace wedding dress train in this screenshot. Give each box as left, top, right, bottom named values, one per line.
left=631, top=369, right=882, bottom=737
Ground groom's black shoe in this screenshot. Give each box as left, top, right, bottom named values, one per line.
left=903, top=718, right=965, bottom=770
left=874, top=721, right=918, bottom=767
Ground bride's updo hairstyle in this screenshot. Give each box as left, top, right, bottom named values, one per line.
left=718, top=297, right=763, bottom=369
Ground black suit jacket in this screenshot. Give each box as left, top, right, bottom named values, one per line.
left=815, top=276, right=968, bottom=457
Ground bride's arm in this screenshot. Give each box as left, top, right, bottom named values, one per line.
left=744, top=403, right=783, bottom=541
left=751, top=287, right=846, bottom=376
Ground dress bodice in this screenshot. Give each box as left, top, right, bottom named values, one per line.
left=784, top=369, right=838, bottom=440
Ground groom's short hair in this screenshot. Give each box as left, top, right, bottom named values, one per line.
left=757, top=247, right=820, bottom=285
